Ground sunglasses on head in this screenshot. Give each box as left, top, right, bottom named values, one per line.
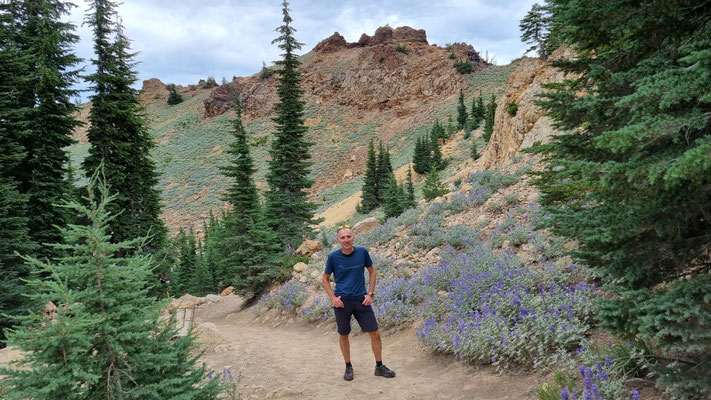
left=337, top=225, right=351, bottom=230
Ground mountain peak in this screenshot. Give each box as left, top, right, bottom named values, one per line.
left=313, top=25, right=428, bottom=53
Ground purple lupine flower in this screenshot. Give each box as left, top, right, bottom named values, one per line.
left=605, top=356, right=612, bottom=367
left=560, top=388, right=570, bottom=400
left=632, top=390, right=640, bottom=400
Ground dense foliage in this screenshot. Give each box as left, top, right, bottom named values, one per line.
left=83, top=0, right=166, bottom=253
left=0, top=177, right=222, bottom=399
left=264, top=0, right=317, bottom=249
left=520, top=2, right=554, bottom=60
left=533, top=0, right=711, bottom=397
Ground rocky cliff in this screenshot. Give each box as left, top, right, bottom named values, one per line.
left=480, top=46, right=574, bottom=167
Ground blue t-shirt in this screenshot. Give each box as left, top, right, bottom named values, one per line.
left=324, top=246, right=373, bottom=300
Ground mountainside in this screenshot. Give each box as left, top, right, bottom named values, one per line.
left=70, top=25, right=519, bottom=234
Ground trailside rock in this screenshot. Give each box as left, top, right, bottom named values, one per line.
left=167, top=294, right=206, bottom=314
left=220, top=286, right=234, bottom=296
left=351, top=217, right=380, bottom=236
left=293, top=262, right=308, bottom=273
left=295, top=239, right=323, bottom=256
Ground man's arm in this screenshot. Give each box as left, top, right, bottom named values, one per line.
left=323, top=272, right=344, bottom=308
left=363, top=265, right=376, bottom=306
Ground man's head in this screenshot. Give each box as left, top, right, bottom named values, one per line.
left=337, top=225, right=354, bottom=252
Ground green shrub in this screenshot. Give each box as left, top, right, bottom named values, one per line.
left=395, top=43, right=407, bottom=53
left=504, top=193, right=519, bottom=205
left=259, top=66, right=275, bottom=80
left=448, top=51, right=456, bottom=59
left=453, top=60, right=473, bottom=74
left=202, top=77, right=217, bottom=88
left=378, top=56, right=385, bottom=63
left=506, top=102, right=518, bottom=116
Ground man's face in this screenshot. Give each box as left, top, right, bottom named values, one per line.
left=337, top=228, right=354, bottom=250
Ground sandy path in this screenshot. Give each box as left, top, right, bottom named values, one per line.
left=196, top=296, right=541, bottom=400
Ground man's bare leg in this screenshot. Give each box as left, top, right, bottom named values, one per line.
left=339, top=334, right=351, bottom=363
left=368, top=330, right=382, bottom=362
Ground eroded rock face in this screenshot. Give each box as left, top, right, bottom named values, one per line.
left=203, top=83, right=236, bottom=118
left=480, top=46, right=574, bottom=168
left=313, top=32, right=350, bottom=53
left=358, top=26, right=428, bottom=46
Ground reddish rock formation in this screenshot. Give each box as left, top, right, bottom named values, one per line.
left=313, top=32, right=350, bottom=53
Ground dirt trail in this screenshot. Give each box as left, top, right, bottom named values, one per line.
left=196, top=296, right=541, bottom=400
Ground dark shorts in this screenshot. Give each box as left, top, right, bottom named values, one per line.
left=334, top=297, right=379, bottom=335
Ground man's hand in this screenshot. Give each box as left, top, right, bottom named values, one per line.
left=362, top=294, right=373, bottom=306
left=331, top=295, right=344, bottom=308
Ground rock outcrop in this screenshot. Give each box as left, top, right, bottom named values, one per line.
left=203, top=83, right=237, bottom=118
left=357, top=26, right=428, bottom=46
left=480, top=46, right=574, bottom=167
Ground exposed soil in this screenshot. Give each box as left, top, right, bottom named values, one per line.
left=195, top=295, right=542, bottom=400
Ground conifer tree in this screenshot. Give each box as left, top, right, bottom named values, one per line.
left=264, top=0, right=317, bottom=249
left=483, top=94, right=496, bottom=142
left=519, top=2, right=553, bottom=60
left=83, top=0, right=166, bottom=253
left=534, top=1, right=711, bottom=396
left=472, top=91, right=485, bottom=122
left=0, top=7, right=37, bottom=344
left=0, top=177, right=223, bottom=399
left=457, top=89, right=468, bottom=129
left=375, top=142, right=394, bottom=202
left=382, top=177, right=403, bottom=219
left=405, top=164, right=416, bottom=209
left=10, top=0, right=81, bottom=259
left=217, top=96, right=280, bottom=296
left=471, top=135, right=479, bottom=159
left=422, top=165, right=448, bottom=201
left=166, top=83, right=183, bottom=105
left=173, top=228, right=198, bottom=295
left=430, top=131, right=443, bottom=170
left=358, top=138, right=380, bottom=213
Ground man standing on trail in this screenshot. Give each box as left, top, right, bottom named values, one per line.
left=323, top=225, right=396, bottom=381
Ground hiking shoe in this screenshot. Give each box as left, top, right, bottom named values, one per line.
left=344, top=365, right=354, bottom=381
left=374, top=364, right=396, bottom=378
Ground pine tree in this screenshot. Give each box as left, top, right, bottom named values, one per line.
left=533, top=1, right=711, bottom=396
left=0, top=176, right=223, bottom=399
left=473, top=91, right=485, bottom=122
left=264, top=0, right=317, bottom=249
left=471, top=136, right=479, bottom=159
left=0, top=7, right=37, bottom=344
left=10, top=0, right=81, bottom=259
left=445, top=114, right=455, bottom=137
left=457, top=89, right=468, bottom=129
left=422, top=165, right=448, bottom=201
left=375, top=142, right=394, bottom=202
left=166, top=83, right=183, bottom=105
left=430, top=131, right=443, bottom=170
left=412, top=136, right=430, bottom=175
left=405, top=164, right=416, bottom=209
left=483, top=94, right=496, bottom=142
left=519, top=2, right=553, bottom=60
left=358, top=138, right=380, bottom=213
left=382, top=177, right=403, bottom=219
left=83, top=0, right=166, bottom=253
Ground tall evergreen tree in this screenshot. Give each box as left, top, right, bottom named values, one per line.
left=172, top=228, right=198, bottom=295
left=457, top=89, right=468, bottom=129
left=358, top=138, right=380, bottom=213
left=375, top=142, right=394, bottom=202
left=0, top=6, right=37, bottom=345
left=534, top=1, right=711, bottom=396
left=405, top=164, right=416, bottom=209
left=83, top=1, right=166, bottom=253
left=471, top=135, right=479, bottom=159
left=0, top=177, right=222, bottom=399
left=422, top=165, right=448, bottom=201
left=412, top=136, right=429, bottom=174
left=11, top=0, right=81, bottom=259
left=430, top=131, right=443, bottom=170
left=472, top=91, right=485, bottom=122
left=483, top=94, right=496, bottom=142
left=382, top=177, right=403, bottom=219
left=519, top=2, right=553, bottom=60
left=217, top=96, right=280, bottom=296
left=264, top=0, right=317, bottom=249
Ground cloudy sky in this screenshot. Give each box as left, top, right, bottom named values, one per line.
left=67, top=0, right=537, bottom=96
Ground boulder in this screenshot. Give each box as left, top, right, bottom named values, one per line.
left=293, top=262, right=308, bottom=273
left=310, top=270, right=321, bottom=280
left=295, top=239, right=323, bottom=256
left=167, top=294, right=206, bottom=314
left=351, top=217, right=380, bottom=236
left=220, top=286, right=234, bottom=296
left=44, top=301, right=58, bottom=319
left=205, top=294, right=221, bottom=304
